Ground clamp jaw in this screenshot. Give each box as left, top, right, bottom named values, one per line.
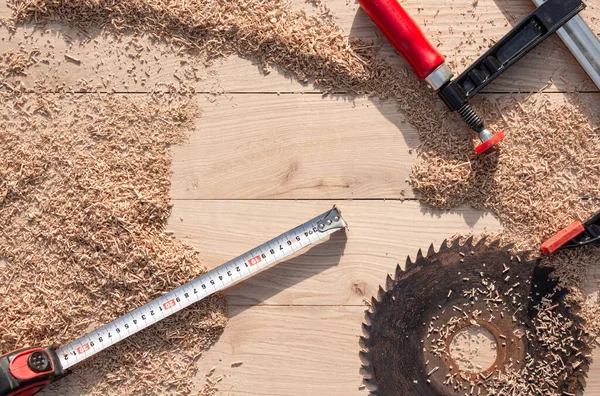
left=541, top=210, right=600, bottom=253
left=359, top=0, right=585, bottom=154
left=0, top=347, right=64, bottom=396
left=437, top=0, right=584, bottom=154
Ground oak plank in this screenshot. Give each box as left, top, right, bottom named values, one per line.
left=168, top=200, right=501, bottom=306
left=1, top=0, right=598, bottom=93
left=192, top=306, right=367, bottom=396
left=170, top=94, right=418, bottom=200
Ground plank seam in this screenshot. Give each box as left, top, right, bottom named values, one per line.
left=227, top=304, right=368, bottom=307
left=171, top=198, right=421, bottom=202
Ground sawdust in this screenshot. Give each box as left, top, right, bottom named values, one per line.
left=484, top=295, right=591, bottom=395
left=6, top=0, right=597, bottom=247
left=2, top=0, right=600, bottom=393
left=0, top=49, right=227, bottom=395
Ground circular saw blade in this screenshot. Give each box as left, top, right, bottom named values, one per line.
left=359, top=237, right=591, bottom=395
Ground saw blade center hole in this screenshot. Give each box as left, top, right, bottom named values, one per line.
left=448, top=325, right=498, bottom=373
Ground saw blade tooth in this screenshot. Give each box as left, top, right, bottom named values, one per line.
left=427, top=243, right=436, bottom=257
left=415, top=248, right=424, bottom=262
left=451, top=238, right=461, bottom=249
left=363, top=378, right=379, bottom=391
left=362, top=322, right=372, bottom=337
left=370, top=296, right=380, bottom=312
left=359, top=350, right=372, bottom=365
left=377, top=285, right=386, bottom=301
left=439, top=238, right=450, bottom=251
left=359, top=335, right=370, bottom=349
left=489, top=239, right=501, bottom=248
left=385, top=274, right=394, bottom=290
left=360, top=366, right=374, bottom=379
left=394, top=264, right=403, bottom=279
left=464, top=235, right=474, bottom=247
left=364, top=310, right=375, bottom=325
left=502, top=243, right=516, bottom=252
left=475, top=235, right=488, bottom=247
left=405, top=255, right=414, bottom=270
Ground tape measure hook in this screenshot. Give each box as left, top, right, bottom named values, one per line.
left=317, top=206, right=347, bottom=232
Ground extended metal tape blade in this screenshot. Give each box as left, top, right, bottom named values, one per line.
left=57, top=207, right=346, bottom=370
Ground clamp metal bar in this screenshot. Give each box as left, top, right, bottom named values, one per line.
left=533, top=0, right=600, bottom=89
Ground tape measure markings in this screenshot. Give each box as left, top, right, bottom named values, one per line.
left=57, top=208, right=345, bottom=370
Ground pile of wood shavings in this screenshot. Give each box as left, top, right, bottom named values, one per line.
left=485, top=296, right=590, bottom=395
left=0, top=49, right=227, bottom=395
left=413, top=95, right=600, bottom=247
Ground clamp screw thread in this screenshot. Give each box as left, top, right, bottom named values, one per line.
left=457, top=103, right=484, bottom=133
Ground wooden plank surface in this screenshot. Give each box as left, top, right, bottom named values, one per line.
left=170, top=92, right=600, bottom=200
left=170, top=94, right=418, bottom=200
left=3, top=0, right=600, bottom=394
left=193, top=306, right=367, bottom=396
left=1, top=0, right=599, bottom=93
left=168, top=200, right=501, bottom=306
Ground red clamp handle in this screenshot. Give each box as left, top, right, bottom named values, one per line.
left=541, top=221, right=585, bottom=253
left=358, top=0, right=445, bottom=79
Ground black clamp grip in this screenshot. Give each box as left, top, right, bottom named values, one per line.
left=0, top=347, right=64, bottom=396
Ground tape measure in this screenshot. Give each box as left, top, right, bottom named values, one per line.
left=0, top=207, right=346, bottom=396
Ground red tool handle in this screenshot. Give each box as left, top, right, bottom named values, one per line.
left=540, top=221, right=585, bottom=253
left=0, top=347, right=63, bottom=396
left=358, top=0, right=445, bottom=79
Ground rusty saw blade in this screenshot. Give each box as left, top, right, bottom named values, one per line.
left=359, top=237, right=591, bottom=395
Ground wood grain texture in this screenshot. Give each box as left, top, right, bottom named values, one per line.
left=170, top=94, right=418, bottom=200
left=2, top=0, right=599, bottom=393
left=1, top=0, right=599, bottom=93
left=193, top=306, right=367, bottom=396
left=168, top=200, right=501, bottom=306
